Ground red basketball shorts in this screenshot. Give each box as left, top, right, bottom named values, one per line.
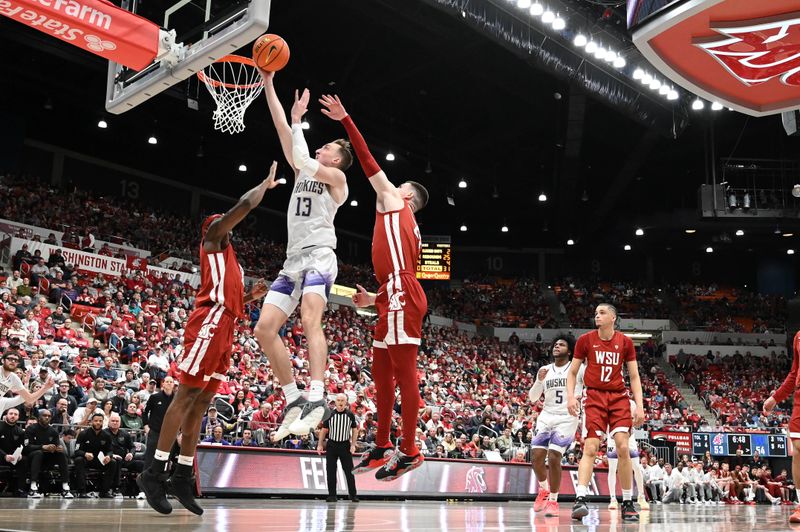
left=582, top=388, right=631, bottom=440
left=789, top=392, right=800, bottom=441
left=178, top=305, right=235, bottom=390
left=373, top=273, right=427, bottom=348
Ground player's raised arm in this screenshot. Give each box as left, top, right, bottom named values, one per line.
left=289, top=89, right=346, bottom=190
left=205, top=162, right=279, bottom=251
left=319, top=94, right=401, bottom=203
left=259, top=70, right=294, bottom=168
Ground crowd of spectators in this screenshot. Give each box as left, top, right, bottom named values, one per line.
left=554, top=279, right=671, bottom=327
left=673, top=350, right=791, bottom=430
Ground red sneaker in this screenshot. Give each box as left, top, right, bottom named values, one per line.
left=544, top=500, right=559, bottom=517
left=790, top=507, right=800, bottom=523
left=533, top=489, right=550, bottom=512
left=744, top=501, right=756, bottom=505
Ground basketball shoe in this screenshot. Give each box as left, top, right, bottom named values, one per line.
left=375, top=449, right=425, bottom=481
left=534, top=489, right=550, bottom=512
left=621, top=500, right=639, bottom=521
left=571, top=497, right=589, bottom=520
left=288, top=399, right=329, bottom=436
left=272, top=396, right=307, bottom=441
left=353, top=445, right=395, bottom=474
left=543, top=500, right=559, bottom=517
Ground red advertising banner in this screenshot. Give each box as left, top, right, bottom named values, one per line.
left=196, top=447, right=612, bottom=500
left=0, top=0, right=160, bottom=70
left=651, top=430, right=693, bottom=455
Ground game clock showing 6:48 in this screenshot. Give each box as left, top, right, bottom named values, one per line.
left=692, top=433, right=788, bottom=457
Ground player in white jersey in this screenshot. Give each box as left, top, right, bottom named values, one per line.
left=607, top=399, right=648, bottom=510
left=254, top=70, right=352, bottom=439
left=529, top=335, right=585, bottom=516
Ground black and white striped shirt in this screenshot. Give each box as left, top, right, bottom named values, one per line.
left=323, top=409, right=356, bottom=442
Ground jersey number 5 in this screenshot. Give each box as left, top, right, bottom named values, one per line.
left=600, top=366, right=612, bottom=382
left=295, top=197, right=312, bottom=217
left=555, top=390, right=563, bottom=404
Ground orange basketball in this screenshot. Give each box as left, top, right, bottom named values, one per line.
left=252, top=34, right=290, bottom=72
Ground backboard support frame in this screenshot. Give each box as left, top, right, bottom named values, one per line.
left=105, top=0, right=270, bottom=115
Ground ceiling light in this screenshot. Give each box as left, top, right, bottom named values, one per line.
left=624, top=244, right=631, bottom=251
left=775, top=227, right=783, bottom=235
left=641, top=73, right=653, bottom=85
left=573, top=33, right=587, bottom=47
left=567, top=239, right=574, bottom=246
left=692, top=98, right=705, bottom=110
left=350, top=199, right=358, bottom=207
left=97, top=120, right=108, bottom=129
left=529, top=2, right=544, bottom=16
left=585, top=41, right=597, bottom=53
left=632, top=68, right=644, bottom=80
left=605, top=50, right=617, bottom=63
left=238, top=164, right=247, bottom=172
left=516, top=0, right=531, bottom=9
left=635, top=228, right=644, bottom=236
left=542, top=10, right=555, bottom=24
left=735, top=229, right=744, bottom=236
left=685, top=229, right=696, bottom=234
left=458, top=179, right=467, bottom=189
left=659, top=85, right=670, bottom=95
left=667, top=89, right=679, bottom=100
left=711, top=101, right=723, bottom=111
left=386, top=152, right=395, bottom=161
left=789, top=249, right=795, bottom=255
left=594, top=46, right=607, bottom=60
left=649, top=79, right=661, bottom=90
left=501, top=225, right=509, bottom=232
left=552, top=14, right=566, bottom=30
left=538, top=193, right=547, bottom=202
left=148, top=135, right=157, bottom=145
left=301, top=121, right=310, bottom=130
left=783, top=232, right=794, bottom=237
left=613, top=56, right=626, bottom=68
left=706, top=247, right=713, bottom=253
left=460, top=224, right=468, bottom=232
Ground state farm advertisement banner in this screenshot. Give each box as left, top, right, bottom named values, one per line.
left=196, top=447, right=612, bottom=499
left=651, top=430, right=693, bottom=455
left=9, top=237, right=199, bottom=287
left=0, top=0, right=159, bottom=70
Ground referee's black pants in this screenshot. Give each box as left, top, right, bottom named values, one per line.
left=326, top=441, right=357, bottom=497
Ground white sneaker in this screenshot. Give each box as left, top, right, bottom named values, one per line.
left=608, top=498, right=618, bottom=509
left=272, top=397, right=307, bottom=441
left=61, top=491, right=74, bottom=499
left=288, top=399, right=328, bottom=436
left=28, top=490, right=42, bottom=499
left=136, top=491, right=146, bottom=500
left=114, top=492, right=124, bottom=500
left=638, top=497, right=650, bottom=510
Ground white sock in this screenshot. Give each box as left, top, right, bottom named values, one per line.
left=283, top=382, right=301, bottom=404
left=622, top=489, right=633, bottom=501
left=539, top=479, right=549, bottom=491
left=153, top=449, right=170, bottom=461
left=549, top=492, right=559, bottom=502
left=796, top=488, right=800, bottom=502
left=309, top=380, right=324, bottom=402
left=576, top=485, right=588, bottom=498
left=31, top=481, right=38, bottom=491
left=177, top=455, right=194, bottom=466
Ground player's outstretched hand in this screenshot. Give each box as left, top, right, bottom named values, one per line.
left=567, top=396, right=579, bottom=417
left=291, top=88, right=310, bottom=123
left=319, top=94, right=348, bottom=121
left=537, top=367, right=547, bottom=381
left=264, top=161, right=280, bottom=190
left=257, top=67, right=275, bottom=83
left=762, top=396, right=777, bottom=416
left=43, top=376, right=56, bottom=390
left=252, top=278, right=268, bottom=299
left=633, top=406, right=645, bottom=427
left=352, top=284, right=373, bottom=308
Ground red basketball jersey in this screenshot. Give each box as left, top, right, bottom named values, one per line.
left=372, top=201, right=421, bottom=285
left=574, top=330, right=636, bottom=392
left=194, top=241, right=245, bottom=319
left=771, top=330, right=800, bottom=403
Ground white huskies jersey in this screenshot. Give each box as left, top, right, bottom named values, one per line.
left=286, top=171, right=347, bottom=257
left=529, top=362, right=585, bottom=417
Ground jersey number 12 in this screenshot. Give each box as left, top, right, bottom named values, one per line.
left=600, top=366, right=612, bottom=382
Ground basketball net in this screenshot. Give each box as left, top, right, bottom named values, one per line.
left=198, top=56, right=264, bottom=134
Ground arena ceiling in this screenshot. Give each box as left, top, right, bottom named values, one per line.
left=2, top=0, right=800, bottom=258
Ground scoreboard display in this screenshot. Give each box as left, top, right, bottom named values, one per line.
left=691, top=433, right=787, bottom=457
left=416, top=235, right=451, bottom=281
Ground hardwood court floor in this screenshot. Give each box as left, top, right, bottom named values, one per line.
left=0, top=497, right=797, bottom=531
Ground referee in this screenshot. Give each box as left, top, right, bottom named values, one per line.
left=317, top=393, right=358, bottom=502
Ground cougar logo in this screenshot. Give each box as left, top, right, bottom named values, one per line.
left=84, top=34, right=117, bottom=52
left=697, top=16, right=800, bottom=86
left=388, top=291, right=406, bottom=311
left=465, top=466, right=487, bottom=493
left=197, top=323, right=217, bottom=340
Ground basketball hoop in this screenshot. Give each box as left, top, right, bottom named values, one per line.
left=197, top=55, right=264, bottom=134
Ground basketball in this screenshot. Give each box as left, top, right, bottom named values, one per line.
left=252, top=34, right=290, bottom=72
